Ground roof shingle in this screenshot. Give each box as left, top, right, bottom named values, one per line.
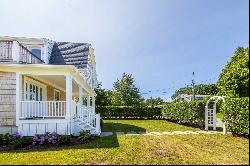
left=49, top=42, right=91, bottom=69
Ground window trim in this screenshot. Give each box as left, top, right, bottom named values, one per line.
left=54, top=89, right=61, bottom=101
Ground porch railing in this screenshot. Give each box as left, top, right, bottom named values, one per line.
left=0, top=40, right=44, bottom=64
left=73, top=103, right=96, bottom=128
left=20, top=101, right=66, bottom=119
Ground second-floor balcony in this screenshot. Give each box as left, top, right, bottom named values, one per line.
left=0, top=40, right=44, bottom=64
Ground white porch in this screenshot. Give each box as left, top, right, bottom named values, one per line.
left=3, top=64, right=101, bottom=136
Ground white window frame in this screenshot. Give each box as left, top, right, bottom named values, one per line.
left=54, top=89, right=61, bottom=101
left=24, top=77, right=47, bottom=101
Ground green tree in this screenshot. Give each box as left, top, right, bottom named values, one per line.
left=171, top=84, right=219, bottom=99
left=95, top=82, right=112, bottom=106
left=217, top=47, right=249, bottom=97
left=112, top=73, right=143, bottom=106
left=144, top=97, right=165, bottom=107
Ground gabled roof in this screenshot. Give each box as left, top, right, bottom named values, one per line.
left=49, top=42, right=91, bottom=69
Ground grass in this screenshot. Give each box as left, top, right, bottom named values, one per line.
left=0, top=120, right=248, bottom=165
left=102, top=120, right=200, bottom=132
left=0, top=134, right=248, bottom=165
left=216, top=113, right=224, bottom=119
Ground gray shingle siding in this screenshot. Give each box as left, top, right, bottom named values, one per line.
left=49, top=42, right=91, bottom=69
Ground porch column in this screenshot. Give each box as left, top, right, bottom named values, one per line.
left=66, top=75, right=72, bottom=120
left=87, top=95, right=90, bottom=112
left=92, top=96, right=95, bottom=114
left=16, top=72, right=22, bottom=126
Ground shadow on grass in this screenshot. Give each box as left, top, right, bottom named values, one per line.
left=1, top=123, right=146, bottom=153
left=207, top=126, right=223, bottom=132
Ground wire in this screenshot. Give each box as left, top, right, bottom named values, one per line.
left=140, top=77, right=217, bottom=97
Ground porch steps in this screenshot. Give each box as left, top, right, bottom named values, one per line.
left=73, top=117, right=101, bottom=136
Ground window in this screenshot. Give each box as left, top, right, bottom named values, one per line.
left=31, top=48, right=42, bottom=59
left=54, top=90, right=60, bottom=101
left=54, top=90, right=61, bottom=110
left=24, top=78, right=46, bottom=101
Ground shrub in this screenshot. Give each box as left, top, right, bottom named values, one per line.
left=0, top=133, right=12, bottom=145
left=32, top=132, right=73, bottom=146
left=79, top=131, right=91, bottom=141
left=32, top=132, right=61, bottom=145
left=221, top=97, right=249, bottom=136
left=96, top=106, right=162, bottom=119
left=161, top=100, right=206, bottom=127
left=0, top=132, right=32, bottom=148
left=57, top=135, right=71, bottom=145
left=11, top=137, right=32, bottom=148
left=100, top=118, right=104, bottom=129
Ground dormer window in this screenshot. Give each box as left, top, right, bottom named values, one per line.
left=30, top=47, right=42, bottom=59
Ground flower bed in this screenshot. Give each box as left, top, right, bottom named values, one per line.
left=0, top=131, right=98, bottom=151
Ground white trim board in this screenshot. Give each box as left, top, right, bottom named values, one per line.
left=0, top=64, right=96, bottom=96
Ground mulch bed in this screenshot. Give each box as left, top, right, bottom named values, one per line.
left=0, top=136, right=100, bottom=151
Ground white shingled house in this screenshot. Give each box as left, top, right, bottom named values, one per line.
left=0, top=36, right=101, bottom=136
left=173, top=94, right=208, bottom=102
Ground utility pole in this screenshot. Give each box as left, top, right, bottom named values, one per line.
left=192, top=72, right=195, bottom=101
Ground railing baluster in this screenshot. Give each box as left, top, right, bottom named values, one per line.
left=18, top=101, right=68, bottom=119
left=60, top=102, right=62, bottom=117
left=48, top=102, right=50, bottom=117
left=52, top=102, right=55, bottom=117
left=28, top=102, right=30, bottom=118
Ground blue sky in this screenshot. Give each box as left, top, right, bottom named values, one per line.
left=0, top=0, right=249, bottom=101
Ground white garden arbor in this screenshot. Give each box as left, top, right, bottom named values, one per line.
left=205, top=96, right=225, bottom=131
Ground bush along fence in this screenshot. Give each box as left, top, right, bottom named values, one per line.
left=221, top=97, right=249, bottom=136
left=96, top=106, right=162, bottom=119
left=161, top=101, right=206, bottom=128
left=96, top=100, right=206, bottom=128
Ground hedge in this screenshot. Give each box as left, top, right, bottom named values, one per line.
left=96, top=100, right=206, bottom=128
left=96, top=106, right=162, bottom=119
left=221, top=97, right=249, bottom=136
left=161, top=100, right=206, bottom=128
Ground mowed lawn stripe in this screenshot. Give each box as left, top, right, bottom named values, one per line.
left=0, top=134, right=248, bottom=165
left=102, top=120, right=200, bottom=132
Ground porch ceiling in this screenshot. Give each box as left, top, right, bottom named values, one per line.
left=29, top=75, right=80, bottom=96
left=0, top=64, right=96, bottom=96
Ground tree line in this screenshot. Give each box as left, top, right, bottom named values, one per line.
left=95, top=46, right=249, bottom=106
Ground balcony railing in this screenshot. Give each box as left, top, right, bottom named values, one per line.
left=0, top=40, right=44, bottom=64
left=0, top=40, right=13, bottom=60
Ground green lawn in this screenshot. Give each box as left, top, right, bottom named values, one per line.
left=0, top=134, right=248, bottom=165
left=0, top=120, right=248, bottom=165
left=216, top=113, right=224, bottom=119
left=102, top=120, right=200, bottom=132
